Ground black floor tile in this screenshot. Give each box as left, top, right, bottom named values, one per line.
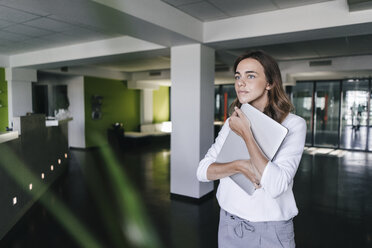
left=1, top=145, right=372, bottom=248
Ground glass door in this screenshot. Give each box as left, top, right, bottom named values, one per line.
left=340, top=79, right=369, bottom=150
left=314, top=81, right=340, bottom=148
left=215, top=85, right=236, bottom=121
left=292, top=82, right=314, bottom=146
left=369, top=80, right=372, bottom=151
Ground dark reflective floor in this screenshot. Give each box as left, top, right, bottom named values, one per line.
left=1, top=143, right=372, bottom=248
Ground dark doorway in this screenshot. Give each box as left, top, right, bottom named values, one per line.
left=32, top=84, right=48, bottom=116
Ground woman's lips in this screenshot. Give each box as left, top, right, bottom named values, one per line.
left=238, top=91, right=249, bottom=94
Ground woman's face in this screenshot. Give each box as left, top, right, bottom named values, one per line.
left=234, top=58, right=271, bottom=111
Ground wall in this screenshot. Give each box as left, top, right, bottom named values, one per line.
left=84, top=77, right=140, bottom=148
left=153, top=86, right=170, bottom=123
left=5, top=69, right=36, bottom=129
left=37, top=72, right=86, bottom=148
left=0, top=68, right=7, bottom=132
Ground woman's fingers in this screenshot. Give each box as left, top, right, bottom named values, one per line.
left=254, top=182, right=261, bottom=189
left=248, top=175, right=260, bottom=189
left=233, top=107, right=251, bottom=127
left=234, top=106, right=243, bottom=117
left=234, top=107, right=247, bottom=121
left=239, top=160, right=261, bottom=188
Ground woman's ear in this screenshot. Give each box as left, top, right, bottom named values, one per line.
left=266, top=83, right=272, bottom=90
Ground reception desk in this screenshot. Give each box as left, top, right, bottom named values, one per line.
left=0, top=114, right=70, bottom=239
left=0, top=131, right=19, bottom=144
left=45, top=117, right=73, bottom=127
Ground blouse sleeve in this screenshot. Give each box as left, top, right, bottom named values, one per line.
left=260, top=116, right=307, bottom=198
left=196, top=119, right=230, bottom=182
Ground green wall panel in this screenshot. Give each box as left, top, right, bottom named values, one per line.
left=84, top=77, right=140, bottom=147
left=0, top=68, right=8, bottom=132
left=153, top=86, right=170, bottom=123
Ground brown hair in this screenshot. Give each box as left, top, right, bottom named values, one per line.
left=229, top=50, right=293, bottom=123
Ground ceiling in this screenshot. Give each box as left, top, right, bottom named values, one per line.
left=0, top=1, right=122, bottom=55
left=228, top=33, right=372, bottom=61
left=2, top=0, right=333, bottom=55
left=1, top=0, right=372, bottom=73
left=160, top=0, right=332, bottom=22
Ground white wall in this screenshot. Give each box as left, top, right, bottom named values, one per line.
left=0, top=55, right=9, bottom=67
left=5, top=68, right=36, bottom=127
left=10, top=81, right=33, bottom=117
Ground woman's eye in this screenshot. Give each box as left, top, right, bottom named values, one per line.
left=247, top=74, right=255, bottom=79
left=234, top=75, right=240, bottom=80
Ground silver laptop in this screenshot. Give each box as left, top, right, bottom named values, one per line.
left=216, top=103, right=288, bottom=195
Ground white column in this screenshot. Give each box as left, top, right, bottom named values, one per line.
left=5, top=68, right=36, bottom=128
left=66, top=76, right=86, bottom=148
left=170, top=44, right=215, bottom=199
left=140, top=89, right=153, bottom=124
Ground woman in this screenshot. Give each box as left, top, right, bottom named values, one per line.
left=196, top=50, right=306, bottom=248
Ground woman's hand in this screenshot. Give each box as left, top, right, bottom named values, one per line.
left=236, top=160, right=262, bottom=189
left=229, top=106, right=252, bottom=138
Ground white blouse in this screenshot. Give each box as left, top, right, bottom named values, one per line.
left=196, top=113, right=306, bottom=222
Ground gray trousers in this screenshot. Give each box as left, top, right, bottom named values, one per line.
left=218, top=209, right=295, bottom=248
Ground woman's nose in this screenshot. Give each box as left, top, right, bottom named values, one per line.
left=237, top=80, right=246, bottom=87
